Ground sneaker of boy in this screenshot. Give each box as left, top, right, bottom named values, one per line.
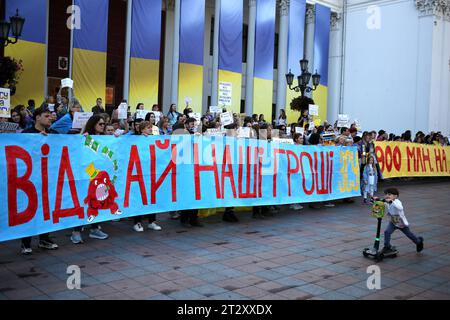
left=21, top=244, right=33, bottom=255
left=416, top=237, right=424, bottom=252
left=38, top=239, right=59, bottom=250
left=148, top=222, right=162, bottom=231
left=89, top=228, right=109, bottom=240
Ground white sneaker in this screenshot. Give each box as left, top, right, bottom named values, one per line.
left=133, top=222, right=144, bottom=232
left=323, top=202, right=335, bottom=208
left=291, top=204, right=304, bottom=210
left=148, top=222, right=162, bottom=231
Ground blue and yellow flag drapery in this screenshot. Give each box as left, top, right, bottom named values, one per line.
left=312, top=4, right=331, bottom=124
left=5, top=0, right=47, bottom=107
left=178, top=0, right=205, bottom=113
left=285, top=0, right=306, bottom=124
left=72, top=0, right=109, bottom=110
left=218, top=0, right=243, bottom=113
left=128, top=0, right=162, bottom=109
left=253, top=0, right=276, bottom=122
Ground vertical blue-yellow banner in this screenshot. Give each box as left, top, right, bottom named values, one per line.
left=312, top=4, right=331, bottom=123
left=253, top=0, right=276, bottom=121
left=218, top=0, right=243, bottom=113
left=5, top=0, right=47, bottom=106
left=178, top=0, right=205, bottom=113
left=129, top=0, right=162, bottom=109
left=285, top=0, right=306, bottom=124
left=72, top=0, right=109, bottom=109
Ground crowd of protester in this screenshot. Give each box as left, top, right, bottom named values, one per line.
left=0, top=95, right=449, bottom=255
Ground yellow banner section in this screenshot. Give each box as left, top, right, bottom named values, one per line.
left=218, top=70, right=241, bottom=114
left=253, top=77, right=273, bottom=121
left=73, top=48, right=107, bottom=110
left=5, top=40, right=46, bottom=107
left=129, top=57, right=159, bottom=109
left=178, top=63, right=203, bottom=113
left=375, top=141, right=450, bottom=178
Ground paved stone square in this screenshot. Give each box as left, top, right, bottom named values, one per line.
left=1, top=180, right=449, bottom=300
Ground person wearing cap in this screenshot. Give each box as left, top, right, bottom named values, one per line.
left=20, top=106, right=59, bottom=254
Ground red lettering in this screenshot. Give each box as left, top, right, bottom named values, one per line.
left=375, top=146, right=384, bottom=172
left=406, top=146, right=416, bottom=172
left=124, top=145, right=148, bottom=208
left=273, top=148, right=286, bottom=197
left=41, top=144, right=50, bottom=221
left=300, top=152, right=314, bottom=195
left=220, top=144, right=237, bottom=199
left=422, top=148, right=433, bottom=172
left=416, top=147, right=424, bottom=172
left=286, top=151, right=299, bottom=196
left=150, top=140, right=177, bottom=204
left=258, top=147, right=264, bottom=198
left=434, top=148, right=443, bottom=172
left=385, top=146, right=393, bottom=172
left=6, top=146, right=37, bottom=227
left=238, top=146, right=257, bottom=198
left=52, top=147, right=83, bottom=223
left=393, top=147, right=401, bottom=171
left=316, top=152, right=328, bottom=195
left=194, top=143, right=221, bottom=200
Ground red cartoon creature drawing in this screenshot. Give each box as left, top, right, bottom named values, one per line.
left=84, top=163, right=122, bottom=222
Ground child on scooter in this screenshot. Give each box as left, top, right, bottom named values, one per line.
left=372, top=188, right=424, bottom=254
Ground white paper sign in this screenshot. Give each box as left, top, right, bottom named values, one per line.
left=0, top=88, right=11, bottom=118
left=209, top=106, right=222, bottom=114
left=237, top=127, right=251, bottom=138
left=220, top=111, right=234, bottom=126
left=48, top=104, right=55, bottom=112
left=271, top=137, right=294, bottom=145
left=61, top=78, right=74, bottom=89
left=337, top=114, right=349, bottom=127
left=309, top=104, right=319, bottom=116
left=0, top=122, right=19, bottom=133
left=218, top=82, right=232, bottom=107
left=206, top=128, right=225, bottom=136
left=153, top=111, right=161, bottom=124
left=286, top=127, right=291, bottom=136
left=72, top=112, right=93, bottom=129
left=184, top=96, right=192, bottom=106
left=118, top=103, right=128, bottom=119
left=136, top=110, right=149, bottom=120
left=295, top=127, right=304, bottom=134
left=308, top=122, right=315, bottom=131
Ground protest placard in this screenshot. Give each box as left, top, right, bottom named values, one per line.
left=0, top=88, right=11, bottom=118
left=218, top=82, right=232, bottom=107
left=209, top=106, right=222, bottom=114
left=309, top=104, right=319, bottom=116
left=135, top=110, right=148, bottom=120
left=220, top=111, right=234, bottom=126
left=337, top=114, right=349, bottom=127
left=0, top=122, right=19, bottom=133
left=48, top=104, right=55, bottom=112
left=237, top=127, right=250, bottom=138
left=61, top=78, right=74, bottom=89
left=118, top=103, right=128, bottom=119
left=72, top=112, right=93, bottom=129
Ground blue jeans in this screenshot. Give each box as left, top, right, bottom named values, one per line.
left=384, top=222, right=419, bottom=248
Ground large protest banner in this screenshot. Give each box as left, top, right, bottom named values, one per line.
left=375, top=141, right=450, bottom=178
left=0, top=135, right=360, bottom=242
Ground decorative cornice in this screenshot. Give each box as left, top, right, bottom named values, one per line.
left=415, top=0, right=450, bottom=18
left=330, top=12, right=342, bottom=30
left=306, top=4, right=315, bottom=24
left=278, top=0, right=290, bottom=17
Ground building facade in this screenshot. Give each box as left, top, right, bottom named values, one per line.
left=2, top=0, right=449, bottom=135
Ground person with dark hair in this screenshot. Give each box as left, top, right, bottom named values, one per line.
left=10, top=109, right=27, bottom=132
left=20, top=106, right=59, bottom=254
left=27, top=99, right=36, bottom=114
left=403, top=130, right=412, bottom=142
left=340, top=127, right=350, bottom=137
left=50, top=98, right=82, bottom=134
left=277, top=109, right=287, bottom=126
left=91, top=98, right=105, bottom=114
left=251, top=113, right=259, bottom=124
left=167, top=103, right=181, bottom=126
left=136, top=103, right=145, bottom=110
left=373, top=188, right=424, bottom=255
left=172, top=114, right=187, bottom=132
left=82, top=114, right=106, bottom=135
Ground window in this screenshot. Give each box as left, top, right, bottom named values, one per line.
left=274, top=33, right=279, bottom=69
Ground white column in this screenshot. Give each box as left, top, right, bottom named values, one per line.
left=211, top=0, right=221, bottom=106
left=245, top=0, right=257, bottom=116
left=44, top=0, right=49, bottom=96
left=162, top=1, right=175, bottom=113
left=327, top=12, right=342, bottom=125
left=171, top=0, right=181, bottom=108
left=275, top=0, right=289, bottom=119
left=123, top=0, right=132, bottom=102
left=304, top=4, right=315, bottom=99
left=68, top=0, right=75, bottom=101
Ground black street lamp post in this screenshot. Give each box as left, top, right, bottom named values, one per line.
left=0, top=9, right=25, bottom=47
left=285, top=58, right=321, bottom=97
